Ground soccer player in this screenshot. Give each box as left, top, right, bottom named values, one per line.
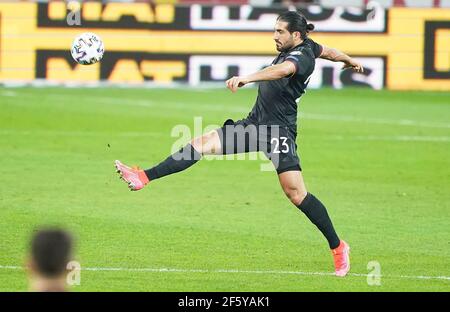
left=27, top=228, right=73, bottom=292
left=115, top=11, right=363, bottom=277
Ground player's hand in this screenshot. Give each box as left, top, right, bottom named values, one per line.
left=226, top=76, right=248, bottom=93
left=342, top=59, right=364, bottom=73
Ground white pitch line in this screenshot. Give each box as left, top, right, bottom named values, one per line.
left=1, top=265, right=449, bottom=281
left=4, top=92, right=450, bottom=129
left=329, top=135, right=450, bottom=143
left=300, top=112, right=450, bottom=129
left=1, top=129, right=448, bottom=143
left=1, top=91, right=17, bottom=97
left=0, top=129, right=165, bottom=138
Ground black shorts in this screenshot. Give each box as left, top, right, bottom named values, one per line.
left=216, top=118, right=301, bottom=174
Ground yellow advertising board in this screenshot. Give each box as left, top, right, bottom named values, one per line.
left=0, top=2, right=448, bottom=90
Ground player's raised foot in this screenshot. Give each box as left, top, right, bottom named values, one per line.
left=331, top=240, right=350, bottom=277
left=115, top=160, right=149, bottom=191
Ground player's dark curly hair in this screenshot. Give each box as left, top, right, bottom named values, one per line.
left=277, top=11, right=315, bottom=40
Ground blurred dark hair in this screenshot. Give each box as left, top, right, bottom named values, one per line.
left=31, top=228, right=73, bottom=277
left=277, top=11, right=315, bottom=39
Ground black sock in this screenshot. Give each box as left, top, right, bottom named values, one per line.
left=144, top=144, right=202, bottom=180
left=297, top=193, right=340, bottom=249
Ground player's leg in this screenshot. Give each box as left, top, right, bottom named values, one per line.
left=144, top=129, right=222, bottom=178
left=278, top=170, right=340, bottom=248
left=277, top=169, right=307, bottom=205
left=277, top=170, right=350, bottom=277
left=115, top=130, right=221, bottom=191
left=266, top=125, right=350, bottom=276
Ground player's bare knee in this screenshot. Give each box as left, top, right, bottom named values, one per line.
left=202, top=131, right=216, bottom=143
left=202, top=131, right=221, bottom=154
left=190, top=131, right=218, bottom=154
left=296, top=191, right=308, bottom=205
left=190, top=136, right=204, bottom=154
left=284, top=188, right=307, bottom=206
left=287, top=192, right=302, bottom=206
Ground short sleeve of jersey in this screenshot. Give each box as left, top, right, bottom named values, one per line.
left=285, top=52, right=314, bottom=76
left=309, top=39, right=323, bottom=58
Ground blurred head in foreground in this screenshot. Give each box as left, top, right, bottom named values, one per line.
left=27, top=228, right=73, bottom=292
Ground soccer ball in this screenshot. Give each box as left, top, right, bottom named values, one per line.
left=71, top=32, right=104, bottom=65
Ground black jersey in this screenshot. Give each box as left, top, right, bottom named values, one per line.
left=247, top=38, right=323, bottom=128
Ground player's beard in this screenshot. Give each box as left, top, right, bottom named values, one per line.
left=275, top=40, right=294, bottom=52
left=275, top=43, right=285, bottom=52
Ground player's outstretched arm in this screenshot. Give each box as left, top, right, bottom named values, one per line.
left=225, top=61, right=296, bottom=93
left=320, top=45, right=364, bottom=73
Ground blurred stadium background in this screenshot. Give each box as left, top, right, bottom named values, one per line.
left=0, top=0, right=449, bottom=89
left=0, top=0, right=449, bottom=291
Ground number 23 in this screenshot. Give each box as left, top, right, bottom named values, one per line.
left=271, top=137, right=289, bottom=154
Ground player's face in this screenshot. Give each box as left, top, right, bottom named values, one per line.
left=273, top=21, right=297, bottom=52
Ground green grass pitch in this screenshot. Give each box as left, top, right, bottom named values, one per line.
left=0, top=86, right=449, bottom=291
